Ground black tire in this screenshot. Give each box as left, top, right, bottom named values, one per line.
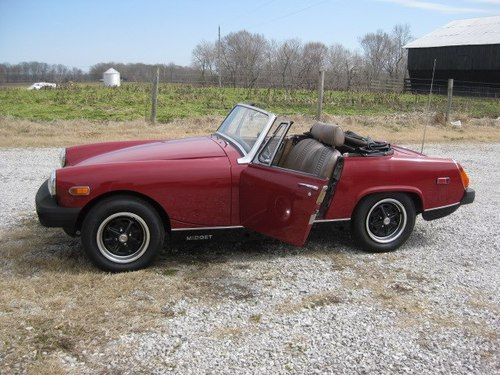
left=351, top=193, right=415, bottom=252
left=81, top=196, right=165, bottom=272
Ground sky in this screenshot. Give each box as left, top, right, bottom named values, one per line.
left=1, top=0, right=499, bottom=70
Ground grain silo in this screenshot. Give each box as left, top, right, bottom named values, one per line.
left=103, top=68, right=120, bottom=87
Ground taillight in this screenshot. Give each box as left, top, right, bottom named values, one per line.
left=457, top=163, right=470, bottom=189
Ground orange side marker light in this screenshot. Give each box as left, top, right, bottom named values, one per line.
left=69, top=186, right=90, bottom=196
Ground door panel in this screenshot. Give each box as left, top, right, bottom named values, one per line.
left=239, top=164, right=328, bottom=246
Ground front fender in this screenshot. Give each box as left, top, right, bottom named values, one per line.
left=56, top=157, right=232, bottom=227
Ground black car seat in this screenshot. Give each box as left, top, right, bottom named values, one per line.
left=281, top=122, right=344, bottom=179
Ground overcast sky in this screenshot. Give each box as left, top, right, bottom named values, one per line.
left=1, top=0, right=499, bottom=70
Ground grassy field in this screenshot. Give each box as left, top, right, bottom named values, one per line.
left=1, top=113, right=499, bottom=147
left=0, top=83, right=499, bottom=122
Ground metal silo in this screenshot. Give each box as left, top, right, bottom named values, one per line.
left=103, top=68, right=120, bottom=87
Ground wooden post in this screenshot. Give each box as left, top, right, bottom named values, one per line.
left=316, top=70, right=325, bottom=121
left=150, top=67, right=159, bottom=124
left=446, top=78, right=454, bottom=122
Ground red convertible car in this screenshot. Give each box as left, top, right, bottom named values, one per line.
left=36, top=104, right=474, bottom=271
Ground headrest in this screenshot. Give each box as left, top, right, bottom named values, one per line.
left=310, top=122, right=345, bottom=147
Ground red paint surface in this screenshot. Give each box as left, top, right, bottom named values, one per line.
left=55, top=136, right=467, bottom=241
left=240, top=164, right=327, bottom=246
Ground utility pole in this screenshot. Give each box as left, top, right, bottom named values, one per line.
left=316, top=70, right=325, bottom=121
left=150, top=66, right=159, bottom=124
left=218, top=25, right=222, bottom=88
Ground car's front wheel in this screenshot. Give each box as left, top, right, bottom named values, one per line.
left=81, top=196, right=165, bottom=272
left=351, top=193, right=416, bottom=252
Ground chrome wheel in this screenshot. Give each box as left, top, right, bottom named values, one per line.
left=96, top=212, right=150, bottom=264
left=365, top=198, right=407, bottom=244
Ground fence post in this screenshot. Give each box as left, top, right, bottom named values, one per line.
left=150, top=67, right=159, bottom=124
left=316, top=70, right=325, bottom=121
left=446, top=78, right=454, bottom=122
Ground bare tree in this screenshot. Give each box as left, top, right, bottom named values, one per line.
left=360, top=30, right=392, bottom=82
left=192, top=41, right=217, bottom=84
left=274, top=39, right=302, bottom=89
left=387, top=24, right=412, bottom=79
left=327, top=44, right=362, bottom=90
left=220, top=30, right=268, bottom=88
left=299, top=42, right=328, bottom=89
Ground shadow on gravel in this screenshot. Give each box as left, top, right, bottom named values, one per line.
left=158, top=222, right=361, bottom=268
left=0, top=216, right=364, bottom=275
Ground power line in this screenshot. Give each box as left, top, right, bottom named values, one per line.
left=248, top=0, right=331, bottom=29
left=224, top=0, right=278, bottom=24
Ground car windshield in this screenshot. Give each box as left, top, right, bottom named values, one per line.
left=216, top=106, right=269, bottom=153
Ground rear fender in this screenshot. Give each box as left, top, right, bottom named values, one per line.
left=355, top=186, right=424, bottom=213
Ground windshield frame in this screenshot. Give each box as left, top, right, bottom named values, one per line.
left=215, top=103, right=277, bottom=165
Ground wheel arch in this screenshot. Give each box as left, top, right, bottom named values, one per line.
left=75, top=190, right=171, bottom=234
left=354, top=187, right=424, bottom=215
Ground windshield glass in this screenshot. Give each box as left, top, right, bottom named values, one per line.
left=216, top=106, right=269, bottom=153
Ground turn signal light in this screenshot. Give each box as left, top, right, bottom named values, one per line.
left=457, top=164, right=469, bottom=189
left=69, top=186, right=90, bottom=196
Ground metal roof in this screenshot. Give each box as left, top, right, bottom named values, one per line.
left=404, top=15, right=500, bottom=49
left=104, top=68, right=119, bottom=74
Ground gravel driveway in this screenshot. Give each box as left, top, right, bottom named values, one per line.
left=0, top=144, right=499, bottom=374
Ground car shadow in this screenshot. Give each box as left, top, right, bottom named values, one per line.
left=157, top=222, right=363, bottom=268
left=1, top=218, right=369, bottom=275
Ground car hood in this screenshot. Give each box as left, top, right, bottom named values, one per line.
left=77, top=136, right=226, bottom=166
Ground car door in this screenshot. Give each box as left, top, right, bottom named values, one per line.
left=239, top=121, right=328, bottom=246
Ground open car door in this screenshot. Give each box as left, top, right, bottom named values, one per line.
left=239, top=121, right=328, bottom=246
left=240, top=165, right=328, bottom=246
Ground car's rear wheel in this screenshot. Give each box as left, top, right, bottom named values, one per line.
left=351, top=193, right=415, bottom=252
left=81, top=196, right=165, bottom=272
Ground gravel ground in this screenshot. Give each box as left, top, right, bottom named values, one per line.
left=0, top=144, right=499, bottom=374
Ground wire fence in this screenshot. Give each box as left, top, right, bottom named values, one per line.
left=404, top=78, right=500, bottom=98
left=2, top=71, right=499, bottom=100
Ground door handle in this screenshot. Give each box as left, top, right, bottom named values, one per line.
left=298, top=183, right=319, bottom=191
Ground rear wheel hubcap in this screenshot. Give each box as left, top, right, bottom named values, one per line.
left=365, top=198, right=407, bottom=244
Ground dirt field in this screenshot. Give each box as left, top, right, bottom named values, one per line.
left=1, top=112, right=499, bottom=148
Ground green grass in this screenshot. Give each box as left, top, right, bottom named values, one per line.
left=0, top=83, right=498, bottom=122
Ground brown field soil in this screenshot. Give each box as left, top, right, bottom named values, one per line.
left=1, top=112, right=499, bottom=148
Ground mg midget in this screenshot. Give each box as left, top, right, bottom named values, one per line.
left=36, top=104, right=474, bottom=271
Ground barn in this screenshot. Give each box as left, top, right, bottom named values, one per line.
left=404, top=16, right=500, bottom=97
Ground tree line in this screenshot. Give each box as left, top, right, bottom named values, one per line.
left=0, top=24, right=412, bottom=90
left=192, top=25, right=412, bottom=89
left=0, top=62, right=87, bottom=84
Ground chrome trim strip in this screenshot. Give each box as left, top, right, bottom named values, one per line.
left=171, top=225, right=244, bottom=232
left=314, top=218, right=351, bottom=223
left=424, top=202, right=460, bottom=212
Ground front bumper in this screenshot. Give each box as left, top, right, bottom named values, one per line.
left=35, top=180, right=81, bottom=231
left=422, top=188, right=475, bottom=221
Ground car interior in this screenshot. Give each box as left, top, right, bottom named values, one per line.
left=271, top=122, right=393, bottom=180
